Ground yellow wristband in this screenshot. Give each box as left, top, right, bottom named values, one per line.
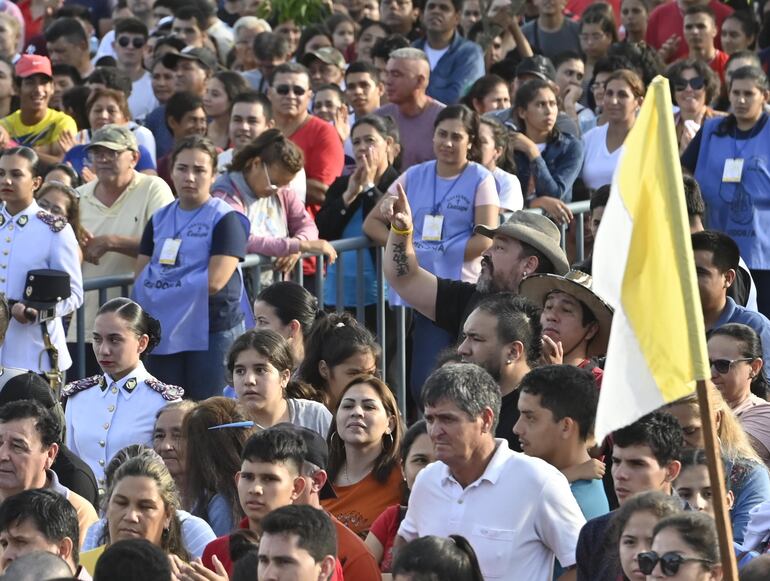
left=390, top=224, right=412, bottom=236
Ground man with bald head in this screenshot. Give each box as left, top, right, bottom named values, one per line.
left=375, top=47, right=445, bottom=170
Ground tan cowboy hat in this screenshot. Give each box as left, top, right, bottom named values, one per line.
left=475, top=211, right=570, bottom=275
left=518, top=270, right=614, bottom=357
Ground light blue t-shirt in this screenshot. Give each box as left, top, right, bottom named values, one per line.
left=324, top=205, right=380, bottom=307
left=571, top=479, right=610, bottom=520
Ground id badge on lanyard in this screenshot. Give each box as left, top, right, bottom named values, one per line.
left=159, top=238, right=181, bottom=265
left=722, top=158, right=744, bottom=183
left=422, top=214, right=444, bottom=241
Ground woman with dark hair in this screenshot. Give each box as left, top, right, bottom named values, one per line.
left=226, top=329, right=331, bottom=433
left=326, top=13, right=357, bottom=59
left=62, top=297, right=183, bottom=491
left=80, top=455, right=191, bottom=574
left=355, top=19, right=389, bottom=64
left=512, top=78, right=583, bottom=224
left=35, top=180, right=87, bottom=252
left=297, top=311, right=380, bottom=406
left=366, top=420, right=435, bottom=573
left=133, top=136, right=249, bottom=400
left=479, top=117, right=523, bottom=219
left=708, top=323, right=770, bottom=466
left=212, top=128, right=337, bottom=273
left=581, top=68, right=644, bottom=190
left=721, top=11, right=758, bottom=56
left=463, top=74, right=511, bottom=114
left=317, top=114, right=399, bottom=316
left=639, top=512, right=723, bottom=579
left=392, top=535, right=484, bottom=581
left=64, top=87, right=158, bottom=175
left=683, top=67, right=770, bottom=314
left=253, top=281, right=323, bottom=366
left=44, top=162, right=81, bottom=188
left=608, top=491, right=682, bottom=581
left=364, top=104, right=499, bottom=393
left=666, top=59, right=724, bottom=153
left=182, top=397, right=255, bottom=537
left=204, top=71, right=251, bottom=150
left=322, top=375, right=404, bottom=537
left=579, top=4, right=618, bottom=92
left=296, top=24, right=333, bottom=61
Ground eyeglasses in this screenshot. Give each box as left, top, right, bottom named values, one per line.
left=275, top=84, right=307, bottom=96
left=709, top=357, right=754, bottom=374
left=263, top=163, right=278, bottom=194
left=637, top=551, right=714, bottom=576
left=87, top=148, right=127, bottom=162
left=117, top=36, right=146, bottom=49
left=674, top=77, right=705, bottom=92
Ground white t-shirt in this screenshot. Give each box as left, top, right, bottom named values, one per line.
left=581, top=123, right=623, bottom=191
left=129, top=71, right=159, bottom=122
left=398, top=439, right=586, bottom=580
left=424, top=44, right=449, bottom=70
left=493, top=167, right=524, bottom=214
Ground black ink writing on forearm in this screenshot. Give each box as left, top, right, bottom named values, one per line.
left=392, top=242, right=410, bottom=277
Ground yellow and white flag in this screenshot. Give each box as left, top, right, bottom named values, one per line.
left=592, top=76, right=711, bottom=441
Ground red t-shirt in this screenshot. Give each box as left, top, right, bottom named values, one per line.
left=645, top=0, right=733, bottom=63
left=566, top=0, right=620, bottom=23
left=201, top=516, right=346, bottom=579
left=369, top=504, right=403, bottom=572
left=709, top=50, right=729, bottom=84
left=289, top=115, right=344, bottom=189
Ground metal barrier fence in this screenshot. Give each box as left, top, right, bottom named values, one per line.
left=74, top=200, right=591, bottom=418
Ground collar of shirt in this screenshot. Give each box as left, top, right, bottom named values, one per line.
left=0, top=199, right=39, bottom=229
left=715, top=296, right=737, bottom=328
left=101, top=360, right=150, bottom=400
left=79, top=171, right=142, bottom=208
left=46, top=468, right=70, bottom=500
left=440, top=438, right=512, bottom=489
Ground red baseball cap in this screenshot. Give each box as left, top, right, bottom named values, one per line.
left=15, top=54, right=52, bottom=79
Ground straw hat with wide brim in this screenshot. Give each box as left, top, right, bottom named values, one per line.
left=519, top=270, right=614, bottom=357
left=475, top=211, right=570, bottom=276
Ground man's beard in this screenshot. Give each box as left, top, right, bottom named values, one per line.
left=476, top=257, right=508, bottom=295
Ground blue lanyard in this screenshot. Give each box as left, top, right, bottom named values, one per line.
left=171, top=200, right=207, bottom=238
left=431, top=162, right=468, bottom=215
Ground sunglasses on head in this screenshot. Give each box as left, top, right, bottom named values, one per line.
left=709, top=357, right=753, bottom=374
left=117, top=36, right=146, bottom=49
left=674, top=76, right=705, bottom=91
left=637, top=551, right=713, bottom=576
left=275, top=84, right=307, bottom=96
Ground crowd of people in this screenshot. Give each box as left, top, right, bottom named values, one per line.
left=0, top=0, right=767, bottom=579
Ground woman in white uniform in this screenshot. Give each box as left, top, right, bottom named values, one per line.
left=62, top=297, right=183, bottom=492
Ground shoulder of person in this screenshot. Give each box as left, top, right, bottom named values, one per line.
left=35, top=210, right=69, bottom=233
left=144, top=377, right=185, bottom=401
left=61, top=375, right=105, bottom=401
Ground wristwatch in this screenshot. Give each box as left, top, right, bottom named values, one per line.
left=362, top=182, right=376, bottom=193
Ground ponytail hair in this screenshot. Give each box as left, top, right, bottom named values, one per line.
left=392, top=535, right=484, bottom=581
left=228, top=128, right=304, bottom=174
left=296, top=311, right=380, bottom=397
left=256, top=281, right=323, bottom=340
left=96, top=298, right=162, bottom=355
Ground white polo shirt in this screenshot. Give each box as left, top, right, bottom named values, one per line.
left=398, top=439, right=585, bottom=580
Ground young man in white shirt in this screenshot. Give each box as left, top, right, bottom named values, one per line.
left=113, top=18, right=157, bottom=121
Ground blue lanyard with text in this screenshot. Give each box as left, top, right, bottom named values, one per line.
left=431, top=163, right=468, bottom=215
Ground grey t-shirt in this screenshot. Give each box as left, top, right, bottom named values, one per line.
left=376, top=99, right=446, bottom=171
left=522, top=19, right=581, bottom=61
left=287, top=397, right=332, bottom=437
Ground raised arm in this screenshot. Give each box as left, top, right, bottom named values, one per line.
left=382, top=184, right=438, bottom=321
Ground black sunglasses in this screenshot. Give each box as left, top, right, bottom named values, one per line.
left=117, top=36, right=146, bottom=49
left=709, top=357, right=753, bottom=374
left=275, top=84, right=307, bottom=96
left=638, top=551, right=713, bottom=576
left=674, top=76, right=705, bottom=91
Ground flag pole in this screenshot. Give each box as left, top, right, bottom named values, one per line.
left=696, top=379, right=738, bottom=579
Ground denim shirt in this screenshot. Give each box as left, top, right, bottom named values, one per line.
left=513, top=131, right=584, bottom=202
left=412, top=33, right=484, bottom=105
